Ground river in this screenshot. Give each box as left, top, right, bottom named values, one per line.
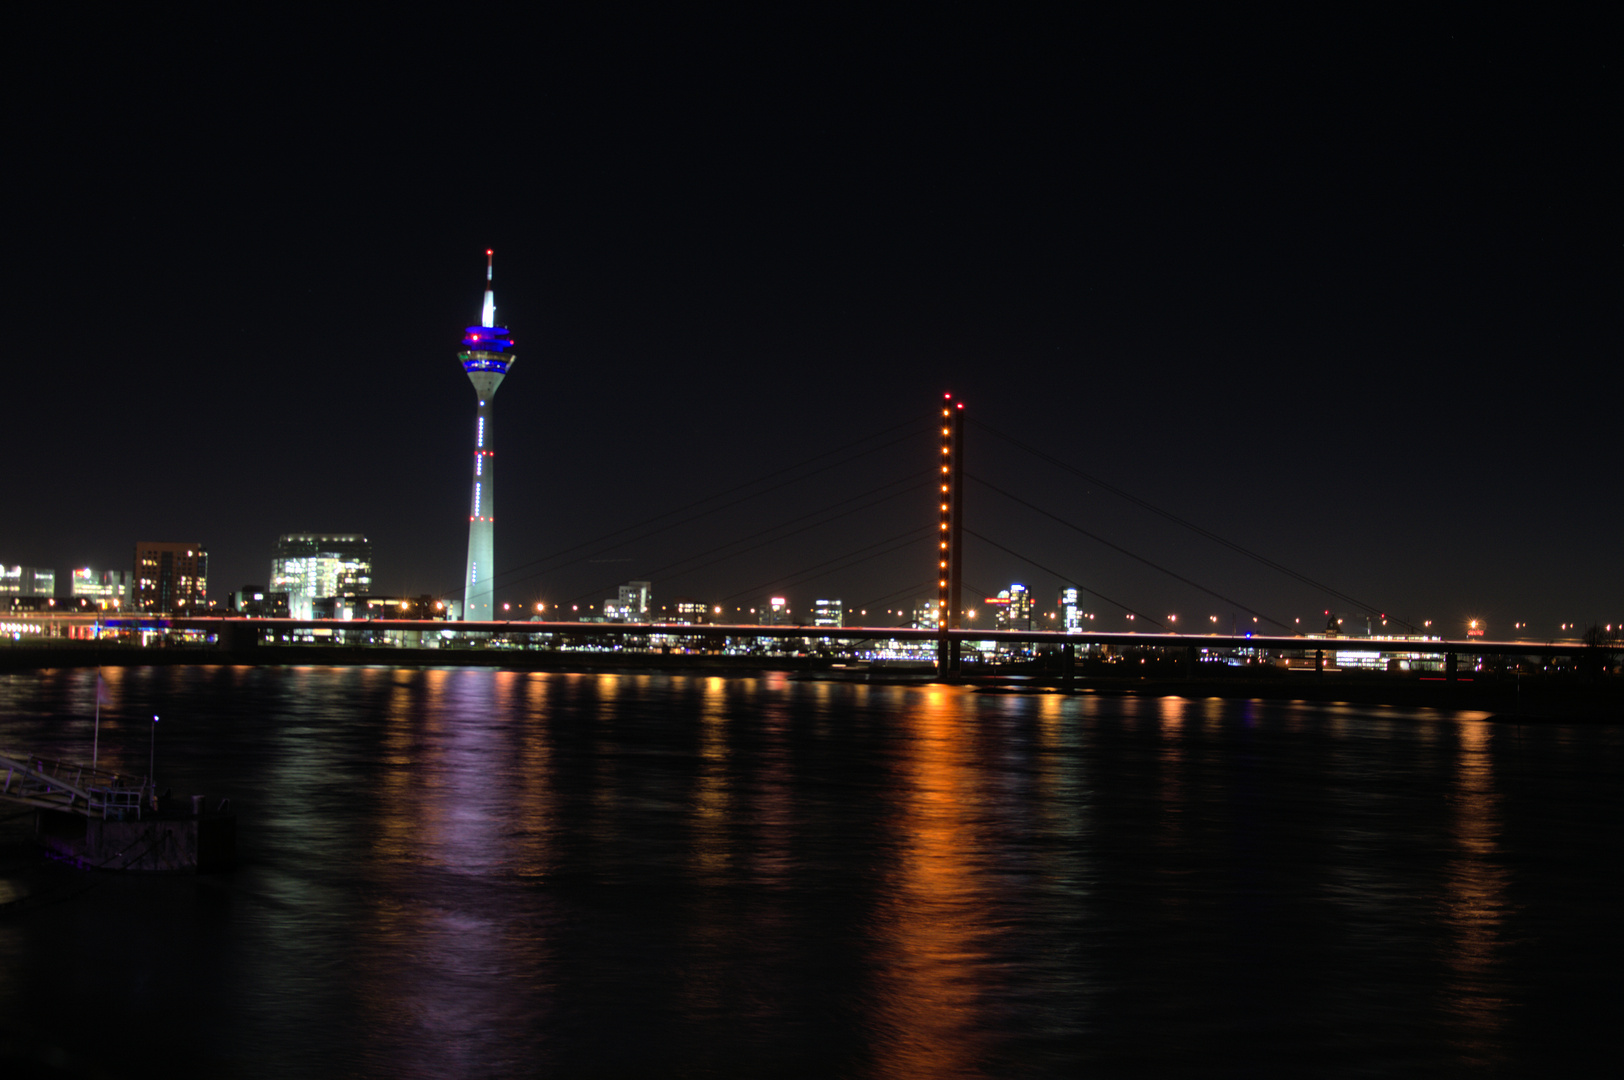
left=2, top=664, right=1620, bottom=1077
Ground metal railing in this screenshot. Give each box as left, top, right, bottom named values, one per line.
left=0, top=751, right=149, bottom=819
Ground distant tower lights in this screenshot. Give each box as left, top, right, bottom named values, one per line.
left=936, top=393, right=965, bottom=676
left=458, top=249, right=517, bottom=621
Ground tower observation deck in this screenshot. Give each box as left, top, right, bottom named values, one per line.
left=459, top=250, right=515, bottom=621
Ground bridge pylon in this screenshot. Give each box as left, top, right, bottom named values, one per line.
left=936, top=394, right=965, bottom=679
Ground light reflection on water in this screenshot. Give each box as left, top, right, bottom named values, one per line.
left=1444, top=720, right=1508, bottom=1063
left=0, top=667, right=1621, bottom=1077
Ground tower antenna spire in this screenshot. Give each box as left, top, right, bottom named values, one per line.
left=481, top=249, right=496, bottom=328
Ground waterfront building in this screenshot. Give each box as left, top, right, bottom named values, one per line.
left=311, top=594, right=448, bottom=620
left=70, top=568, right=129, bottom=608
left=234, top=586, right=291, bottom=618
left=459, top=250, right=517, bottom=621
left=359, top=595, right=449, bottom=620
left=913, top=598, right=940, bottom=630
left=605, top=581, right=651, bottom=622
left=664, top=598, right=714, bottom=625
left=0, top=564, right=55, bottom=598
left=269, top=534, right=372, bottom=621
left=5, top=595, right=96, bottom=613
left=814, top=599, right=844, bottom=628
left=133, top=542, right=207, bottom=613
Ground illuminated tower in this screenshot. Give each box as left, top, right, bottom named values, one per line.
left=459, top=250, right=516, bottom=621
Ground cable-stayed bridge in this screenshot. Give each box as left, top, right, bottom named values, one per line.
left=426, top=397, right=1436, bottom=634
left=5, top=396, right=1617, bottom=682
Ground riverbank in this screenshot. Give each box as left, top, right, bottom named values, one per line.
left=3, top=642, right=1620, bottom=720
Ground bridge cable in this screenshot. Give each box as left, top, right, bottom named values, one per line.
left=616, top=471, right=929, bottom=589
left=441, top=417, right=930, bottom=602
left=560, top=472, right=931, bottom=609
left=967, top=473, right=1291, bottom=631
left=970, top=419, right=1416, bottom=631
left=852, top=579, right=939, bottom=623
left=959, top=528, right=1169, bottom=629
left=717, top=525, right=934, bottom=609
left=501, top=420, right=927, bottom=588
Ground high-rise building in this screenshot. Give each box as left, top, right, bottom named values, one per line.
left=269, top=534, right=373, bottom=619
left=813, top=599, right=844, bottom=628
left=1059, top=587, right=1082, bottom=632
left=759, top=596, right=791, bottom=626
left=987, top=584, right=1031, bottom=631
left=459, top=250, right=517, bottom=621
left=0, top=564, right=55, bottom=597
left=133, top=542, right=207, bottom=613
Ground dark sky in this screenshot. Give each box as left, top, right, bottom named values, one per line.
left=3, top=9, right=1617, bottom=635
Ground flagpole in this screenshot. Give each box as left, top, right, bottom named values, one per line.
left=92, top=609, right=103, bottom=771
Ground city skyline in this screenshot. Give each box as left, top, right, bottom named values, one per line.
left=1, top=12, right=1615, bottom=633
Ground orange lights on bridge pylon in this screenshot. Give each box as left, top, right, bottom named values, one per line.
left=937, top=393, right=965, bottom=677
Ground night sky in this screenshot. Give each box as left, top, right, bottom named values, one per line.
left=4, top=10, right=1617, bottom=635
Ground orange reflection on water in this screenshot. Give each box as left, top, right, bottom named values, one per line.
left=1157, top=696, right=1188, bottom=850
left=749, top=688, right=795, bottom=890
left=1443, top=718, right=1508, bottom=1063
left=689, top=676, right=733, bottom=882
left=871, top=687, right=995, bottom=1080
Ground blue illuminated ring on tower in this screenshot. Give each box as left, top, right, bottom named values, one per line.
left=462, top=325, right=514, bottom=352
left=460, top=353, right=513, bottom=374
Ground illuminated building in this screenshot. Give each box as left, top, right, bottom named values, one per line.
left=269, top=534, right=372, bottom=620
left=913, top=598, right=940, bottom=630
left=604, top=581, right=651, bottom=622
left=312, top=594, right=447, bottom=620
left=0, top=564, right=55, bottom=598
left=234, top=586, right=290, bottom=618
left=986, top=584, right=1031, bottom=631
left=814, top=599, right=844, bottom=628
left=1059, top=587, right=1081, bottom=632
left=664, top=598, right=714, bottom=625
left=70, top=568, right=129, bottom=608
left=6, top=595, right=95, bottom=614
left=759, top=596, right=791, bottom=626
left=133, top=542, right=207, bottom=613
left=459, top=250, right=517, bottom=621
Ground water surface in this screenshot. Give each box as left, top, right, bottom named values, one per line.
left=2, top=666, right=1620, bottom=1077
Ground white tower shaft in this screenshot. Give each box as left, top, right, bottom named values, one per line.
left=460, top=250, right=513, bottom=621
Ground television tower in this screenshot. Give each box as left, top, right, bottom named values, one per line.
left=459, top=250, right=516, bottom=620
